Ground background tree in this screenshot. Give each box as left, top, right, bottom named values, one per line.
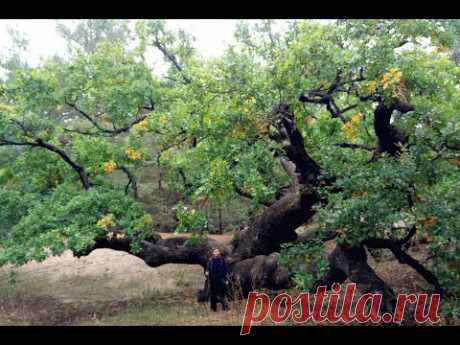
left=56, top=19, right=132, bottom=54
left=0, top=25, right=30, bottom=80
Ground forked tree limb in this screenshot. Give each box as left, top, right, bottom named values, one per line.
left=315, top=244, right=397, bottom=314
left=64, top=100, right=154, bottom=137
left=0, top=135, right=92, bottom=190
left=152, top=36, right=192, bottom=85
left=364, top=237, right=444, bottom=295
left=119, top=165, right=139, bottom=200
left=373, top=99, right=413, bottom=155
left=271, top=103, right=322, bottom=185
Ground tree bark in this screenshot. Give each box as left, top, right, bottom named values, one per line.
left=315, top=245, right=397, bottom=314
left=373, top=98, right=413, bottom=155
left=75, top=98, right=436, bottom=311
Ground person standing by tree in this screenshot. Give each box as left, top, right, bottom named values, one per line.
left=205, top=248, right=229, bottom=311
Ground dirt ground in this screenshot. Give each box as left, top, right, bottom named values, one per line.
left=0, top=232, right=436, bottom=326
left=0, top=233, right=240, bottom=325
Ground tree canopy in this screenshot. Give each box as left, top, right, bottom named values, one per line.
left=1, top=19, right=459, bottom=321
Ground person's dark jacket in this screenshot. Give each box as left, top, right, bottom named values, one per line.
left=207, top=256, right=228, bottom=292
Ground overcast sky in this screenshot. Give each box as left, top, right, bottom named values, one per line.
left=0, top=20, right=333, bottom=78
left=0, top=20, right=286, bottom=74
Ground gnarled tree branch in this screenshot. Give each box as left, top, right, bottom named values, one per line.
left=0, top=134, right=92, bottom=190
left=364, top=236, right=444, bottom=295
left=64, top=100, right=154, bottom=137
left=152, top=37, right=192, bottom=85
left=118, top=165, right=139, bottom=200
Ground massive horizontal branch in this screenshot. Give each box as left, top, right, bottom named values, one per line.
left=76, top=231, right=291, bottom=298
left=75, top=232, right=229, bottom=269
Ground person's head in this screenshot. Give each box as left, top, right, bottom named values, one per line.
left=212, top=248, right=221, bottom=258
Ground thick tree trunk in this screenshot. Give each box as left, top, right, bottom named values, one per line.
left=76, top=98, right=438, bottom=312
left=229, top=188, right=319, bottom=260
left=373, top=100, right=412, bottom=155
left=75, top=102, right=317, bottom=296
left=315, top=245, right=397, bottom=313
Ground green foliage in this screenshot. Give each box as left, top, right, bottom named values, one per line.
left=0, top=185, right=148, bottom=265
left=279, top=239, right=329, bottom=292
left=441, top=297, right=460, bottom=324
left=175, top=201, right=207, bottom=233
left=0, top=187, right=37, bottom=239
left=184, top=233, right=207, bottom=248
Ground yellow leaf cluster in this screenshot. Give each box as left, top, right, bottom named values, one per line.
left=341, top=113, right=362, bottom=140
left=0, top=102, right=15, bottom=113
left=126, top=148, right=142, bottom=161
left=106, top=232, right=125, bottom=241
left=381, top=68, right=403, bottom=90
left=142, top=214, right=153, bottom=226
left=382, top=68, right=402, bottom=84
left=97, top=214, right=115, bottom=229
left=134, top=119, right=149, bottom=133
left=304, top=115, right=316, bottom=125
left=342, top=123, right=358, bottom=140
left=103, top=160, right=117, bottom=174
left=158, top=114, right=168, bottom=126
left=351, top=113, right=363, bottom=123
left=366, top=80, right=378, bottom=95
left=255, top=121, right=270, bottom=136
left=217, top=189, right=225, bottom=200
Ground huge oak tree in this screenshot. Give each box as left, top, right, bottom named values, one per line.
left=1, top=19, right=460, bottom=321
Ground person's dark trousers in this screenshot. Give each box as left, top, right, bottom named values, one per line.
left=210, top=283, right=228, bottom=311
